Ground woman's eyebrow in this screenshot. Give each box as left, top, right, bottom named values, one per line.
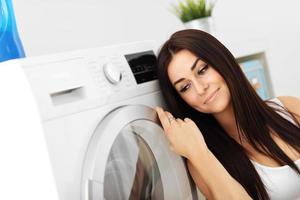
left=173, top=58, right=201, bottom=86
left=191, top=58, right=201, bottom=71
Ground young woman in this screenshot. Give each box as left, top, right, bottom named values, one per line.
left=155, top=29, right=300, bottom=200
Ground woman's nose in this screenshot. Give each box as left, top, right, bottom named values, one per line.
left=194, top=81, right=209, bottom=96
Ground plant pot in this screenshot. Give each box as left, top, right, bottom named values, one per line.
left=184, top=16, right=216, bottom=36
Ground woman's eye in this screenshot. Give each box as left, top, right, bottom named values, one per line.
left=197, top=64, right=209, bottom=75
left=179, top=83, right=190, bottom=93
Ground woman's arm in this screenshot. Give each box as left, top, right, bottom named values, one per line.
left=155, top=107, right=252, bottom=200
left=187, top=160, right=212, bottom=199
left=188, top=145, right=251, bottom=200
left=277, top=96, right=300, bottom=123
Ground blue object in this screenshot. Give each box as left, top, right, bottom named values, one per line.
left=239, top=59, right=271, bottom=100
left=0, top=0, right=25, bottom=62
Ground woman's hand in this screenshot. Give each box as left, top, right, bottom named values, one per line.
left=155, top=107, right=252, bottom=200
left=155, top=106, right=208, bottom=160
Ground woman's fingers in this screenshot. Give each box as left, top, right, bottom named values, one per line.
left=176, top=118, right=184, bottom=125
left=165, top=111, right=176, bottom=124
left=155, top=107, right=186, bottom=127
left=155, top=107, right=207, bottom=159
left=155, top=107, right=192, bottom=126
left=155, top=107, right=172, bottom=130
left=184, top=117, right=193, bottom=123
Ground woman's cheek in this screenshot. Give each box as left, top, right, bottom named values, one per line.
left=183, top=94, right=200, bottom=109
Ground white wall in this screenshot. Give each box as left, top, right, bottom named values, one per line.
left=212, top=0, right=300, bottom=97
left=13, top=0, right=300, bottom=97
left=13, top=0, right=184, bottom=55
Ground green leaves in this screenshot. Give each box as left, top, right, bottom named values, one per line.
left=172, top=0, right=215, bottom=22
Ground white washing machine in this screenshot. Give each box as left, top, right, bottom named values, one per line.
left=19, top=41, right=204, bottom=200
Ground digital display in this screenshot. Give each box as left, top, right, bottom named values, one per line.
left=125, top=50, right=157, bottom=84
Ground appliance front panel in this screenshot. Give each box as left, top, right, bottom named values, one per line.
left=82, top=105, right=200, bottom=200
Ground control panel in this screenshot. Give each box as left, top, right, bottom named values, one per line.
left=21, top=41, right=160, bottom=120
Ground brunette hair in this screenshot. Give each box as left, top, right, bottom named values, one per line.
left=156, top=29, right=300, bottom=200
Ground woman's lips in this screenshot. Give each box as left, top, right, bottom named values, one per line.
left=204, top=88, right=220, bottom=104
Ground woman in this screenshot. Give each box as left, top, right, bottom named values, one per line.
left=155, top=29, right=300, bottom=200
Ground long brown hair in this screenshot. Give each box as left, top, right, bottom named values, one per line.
left=156, top=29, right=300, bottom=199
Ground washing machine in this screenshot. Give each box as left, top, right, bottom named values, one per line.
left=19, top=41, right=205, bottom=200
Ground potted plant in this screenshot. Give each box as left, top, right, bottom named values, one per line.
left=172, top=0, right=216, bottom=34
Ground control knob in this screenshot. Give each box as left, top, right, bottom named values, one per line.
left=103, top=63, right=122, bottom=85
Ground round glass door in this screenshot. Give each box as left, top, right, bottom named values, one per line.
left=104, top=121, right=163, bottom=199
left=81, top=105, right=200, bottom=200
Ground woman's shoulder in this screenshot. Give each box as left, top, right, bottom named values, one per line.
left=276, top=96, right=300, bottom=122
left=276, top=96, right=300, bottom=112
left=277, top=96, right=300, bottom=103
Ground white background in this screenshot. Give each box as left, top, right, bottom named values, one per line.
left=13, top=0, right=300, bottom=97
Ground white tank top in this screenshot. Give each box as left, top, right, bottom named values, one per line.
left=251, top=98, right=300, bottom=200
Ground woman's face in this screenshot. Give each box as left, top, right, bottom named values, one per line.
left=167, top=49, right=231, bottom=114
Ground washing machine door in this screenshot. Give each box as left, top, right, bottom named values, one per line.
left=81, top=105, right=201, bottom=200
